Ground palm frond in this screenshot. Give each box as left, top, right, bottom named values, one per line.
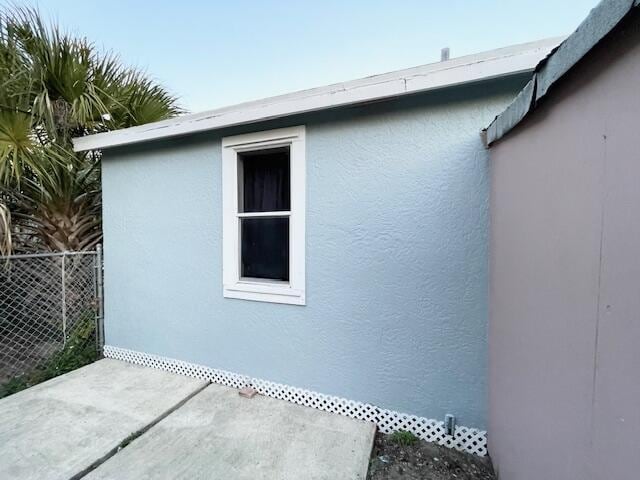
left=3, top=145, right=102, bottom=252
left=0, top=5, right=182, bottom=253
left=111, top=71, right=184, bottom=128
left=0, top=107, right=36, bottom=182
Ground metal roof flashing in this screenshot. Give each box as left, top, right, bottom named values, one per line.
left=484, top=0, right=640, bottom=147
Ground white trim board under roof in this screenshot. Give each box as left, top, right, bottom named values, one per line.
left=73, top=37, right=562, bottom=153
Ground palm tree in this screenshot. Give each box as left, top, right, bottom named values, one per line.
left=0, top=8, right=182, bottom=254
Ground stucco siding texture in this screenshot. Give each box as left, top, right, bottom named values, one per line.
left=489, top=14, right=640, bottom=480
left=101, top=79, right=524, bottom=430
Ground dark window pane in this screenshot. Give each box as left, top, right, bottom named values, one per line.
left=241, top=217, right=289, bottom=281
left=239, top=147, right=290, bottom=213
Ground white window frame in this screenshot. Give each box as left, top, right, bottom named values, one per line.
left=222, top=126, right=306, bottom=305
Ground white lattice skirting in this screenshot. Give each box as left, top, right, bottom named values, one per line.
left=103, top=345, right=487, bottom=456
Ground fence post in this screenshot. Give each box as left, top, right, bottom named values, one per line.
left=95, top=244, right=104, bottom=353
left=61, top=253, right=67, bottom=346
left=0, top=250, right=102, bottom=386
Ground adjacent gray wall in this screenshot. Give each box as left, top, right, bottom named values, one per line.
left=489, top=14, right=640, bottom=479
left=101, top=78, right=525, bottom=429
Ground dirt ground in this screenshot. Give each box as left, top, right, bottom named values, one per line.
left=367, top=432, right=496, bottom=480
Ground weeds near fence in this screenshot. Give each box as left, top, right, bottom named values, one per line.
left=390, top=430, right=420, bottom=446
left=0, top=250, right=103, bottom=399
left=0, top=317, right=98, bottom=398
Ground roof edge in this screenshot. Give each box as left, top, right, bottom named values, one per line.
left=73, top=37, right=561, bottom=152
left=484, top=0, right=640, bottom=147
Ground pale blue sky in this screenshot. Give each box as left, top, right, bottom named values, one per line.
left=29, top=0, right=598, bottom=113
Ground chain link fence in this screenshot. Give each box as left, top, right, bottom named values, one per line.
left=0, top=248, right=103, bottom=396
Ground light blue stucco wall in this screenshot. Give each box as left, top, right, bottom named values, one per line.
left=101, top=77, right=527, bottom=429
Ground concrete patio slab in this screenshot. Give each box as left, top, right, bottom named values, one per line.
left=0, top=359, right=207, bottom=480
left=86, top=382, right=376, bottom=480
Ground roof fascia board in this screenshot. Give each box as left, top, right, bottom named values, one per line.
left=73, top=38, right=560, bottom=152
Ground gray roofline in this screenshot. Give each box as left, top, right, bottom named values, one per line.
left=73, top=38, right=561, bottom=152
left=484, top=0, right=640, bottom=147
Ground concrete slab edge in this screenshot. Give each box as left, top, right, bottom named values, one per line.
left=103, top=345, right=488, bottom=456
left=72, top=380, right=210, bottom=480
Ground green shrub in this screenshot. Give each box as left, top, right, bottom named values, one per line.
left=48, top=318, right=99, bottom=373
left=390, top=430, right=420, bottom=446
left=0, top=319, right=99, bottom=399
left=0, top=376, right=29, bottom=398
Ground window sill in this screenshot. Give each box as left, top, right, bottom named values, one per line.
left=223, top=281, right=305, bottom=306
